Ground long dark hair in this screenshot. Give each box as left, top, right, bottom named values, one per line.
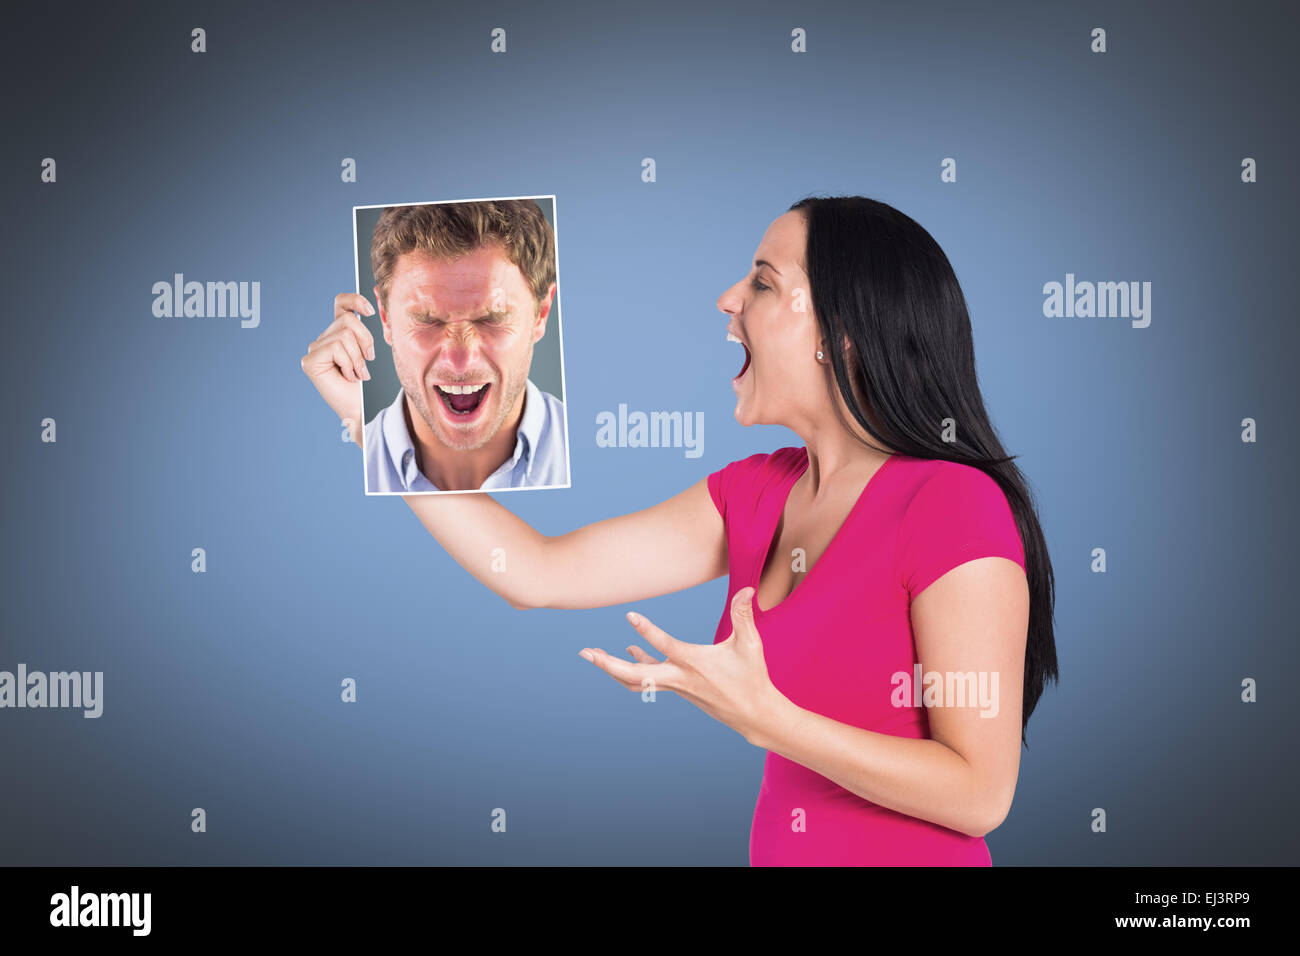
left=790, top=195, right=1058, bottom=745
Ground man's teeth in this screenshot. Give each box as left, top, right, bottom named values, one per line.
left=438, top=383, right=487, bottom=395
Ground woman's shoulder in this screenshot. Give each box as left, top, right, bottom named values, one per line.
left=892, top=455, right=1025, bottom=592
left=714, top=445, right=806, bottom=478
left=896, top=455, right=1007, bottom=503
left=892, top=455, right=1019, bottom=546
left=878, top=449, right=983, bottom=483
left=706, top=446, right=806, bottom=515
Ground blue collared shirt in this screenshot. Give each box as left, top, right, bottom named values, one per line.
left=364, top=378, right=569, bottom=493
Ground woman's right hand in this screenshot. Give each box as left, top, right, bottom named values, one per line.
left=301, top=293, right=377, bottom=446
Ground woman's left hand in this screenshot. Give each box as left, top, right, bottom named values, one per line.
left=578, top=587, right=786, bottom=746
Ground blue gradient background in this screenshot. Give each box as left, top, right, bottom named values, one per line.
left=3, top=0, right=1297, bottom=865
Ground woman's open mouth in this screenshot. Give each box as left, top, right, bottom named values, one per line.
left=727, top=331, right=751, bottom=382
left=435, top=382, right=491, bottom=418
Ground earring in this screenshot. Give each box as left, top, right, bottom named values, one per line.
left=816, top=350, right=824, bottom=360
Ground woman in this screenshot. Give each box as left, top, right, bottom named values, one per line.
left=302, top=195, right=1058, bottom=865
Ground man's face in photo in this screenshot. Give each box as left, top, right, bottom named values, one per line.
left=377, top=245, right=554, bottom=453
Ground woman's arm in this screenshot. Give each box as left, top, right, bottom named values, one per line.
left=749, top=556, right=1029, bottom=837
left=402, top=479, right=726, bottom=610
left=301, top=294, right=727, bottom=612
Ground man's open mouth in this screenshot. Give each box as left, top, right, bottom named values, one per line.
left=435, top=382, right=490, bottom=416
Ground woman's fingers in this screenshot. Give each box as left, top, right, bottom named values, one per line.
left=728, top=587, right=761, bottom=647
left=301, top=292, right=376, bottom=446
left=305, top=322, right=371, bottom=383
left=579, top=650, right=640, bottom=691
left=580, top=647, right=683, bottom=694
left=329, top=341, right=357, bottom=383
left=627, top=645, right=660, bottom=664
left=579, top=647, right=642, bottom=685
left=340, top=309, right=377, bottom=360
left=624, top=611, right=691, bottom=662
left=334, top=292, right=375, bottom=320
left=334, top=326, right=370, bottom=381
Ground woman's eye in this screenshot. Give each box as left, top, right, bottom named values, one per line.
left=750, top=276, right=770, bottom=293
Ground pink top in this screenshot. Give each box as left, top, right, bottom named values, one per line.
left=706, top=447, right=1026, bottom=866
